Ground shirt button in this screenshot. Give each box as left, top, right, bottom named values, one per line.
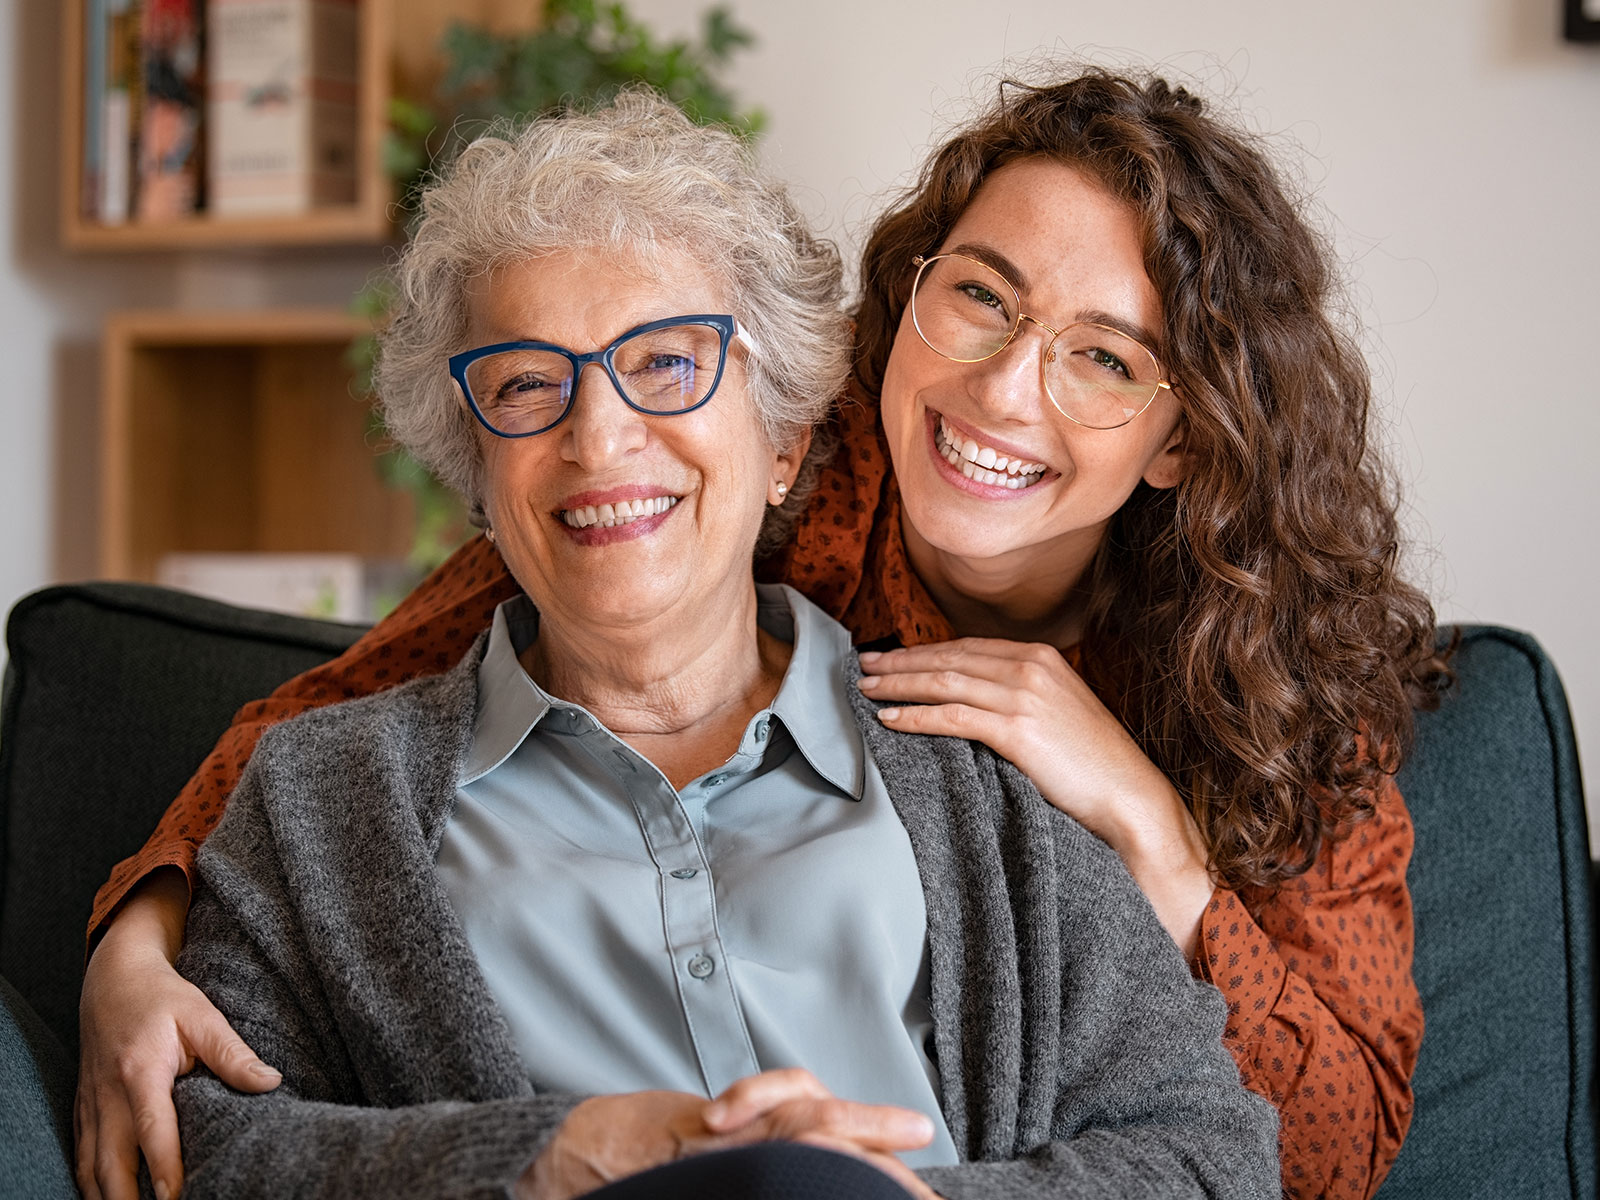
left=670, top=868, right=699, bottom=880
left=687, top=954, right=716, bottom=980
left=754, top=718, right=770, bottom=742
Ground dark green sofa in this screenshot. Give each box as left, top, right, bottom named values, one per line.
left=1, top=583, right=1593, bottom=1198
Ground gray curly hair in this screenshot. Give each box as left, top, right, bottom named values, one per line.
left=373, top=90, right=851, bottom=554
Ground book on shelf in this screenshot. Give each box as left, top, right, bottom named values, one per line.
left=207, top=0, right=360, bottom=216
left=99, top=0, right=142, bottom=224
left=136, top=0, right=205, bottom=221
left=81, top=0, right=105, bottom=219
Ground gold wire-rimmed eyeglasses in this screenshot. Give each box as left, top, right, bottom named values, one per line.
left=909, top=253, right=1172, bottom=430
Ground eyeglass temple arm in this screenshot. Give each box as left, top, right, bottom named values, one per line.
left=733, top=319, right=762, bottom=359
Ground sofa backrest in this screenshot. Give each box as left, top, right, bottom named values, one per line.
left=1381, top=627, right=1595, bottom=1199
left=0, top=583, right=362, bottom=1053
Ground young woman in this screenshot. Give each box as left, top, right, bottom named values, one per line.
left=78, top=70, right=1445, bottom=1200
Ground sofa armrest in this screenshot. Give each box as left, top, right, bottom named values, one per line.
left=0, top=971, right=79, bottom=1198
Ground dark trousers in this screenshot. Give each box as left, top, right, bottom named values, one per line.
left=582, top=1142, right=919, bottom=1199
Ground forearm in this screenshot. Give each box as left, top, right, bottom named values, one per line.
left=1233, top=977, right=1413, bottom=1197
left=1197, top=886, right=1420, bottom=1198
left=176, top=1072, right=580, bottom=1200
left=1109, top=783, right=1213, bottom=960
left=96, top=867, right=190, bottom=965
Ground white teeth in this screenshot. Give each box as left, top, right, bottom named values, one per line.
left=935, top=417, right=1047, bottom=487
left=560, top=495, right=678, bottom=529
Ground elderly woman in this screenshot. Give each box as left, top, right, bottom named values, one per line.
left=161, top=94, right=1276, bottom=1199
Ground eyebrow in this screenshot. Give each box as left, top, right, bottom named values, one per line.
left=1075, top=309, right=1166, bottom=362
left=947, top=242, right=1031, bottom=294
left=945, top=241, right=1166, bottom=364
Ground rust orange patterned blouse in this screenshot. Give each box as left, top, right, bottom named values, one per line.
left=91, top=393, right=1421, bottom=1200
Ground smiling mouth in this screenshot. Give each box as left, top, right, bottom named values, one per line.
left=559, top=495, right=680, bottom=530
left=933, top=416, right=1049, bottom=489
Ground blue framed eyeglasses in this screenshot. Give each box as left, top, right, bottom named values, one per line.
left=449, top=313, right=759, bottom=439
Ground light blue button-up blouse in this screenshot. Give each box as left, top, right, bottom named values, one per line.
left=435, top=584, right=958, bottom=1166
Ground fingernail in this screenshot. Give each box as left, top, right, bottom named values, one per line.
left=704, top=1101, right=727, bottom=1126
left=878, top=708, right=901, bottom=721
left=155, top=1182, right=171, bottom=1200
left=858, top=675, right=879, bottom=688
left=908, top=1113, right=934, bottom=1142
left=858, top=651, right=881, bottom=664
left=253, top=1063, right=283, bottom=1081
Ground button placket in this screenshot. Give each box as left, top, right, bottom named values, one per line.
left=603, top=748, right=756, bottom=1096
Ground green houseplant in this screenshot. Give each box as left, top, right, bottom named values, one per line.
left=356, top=0, right=762, bottom=582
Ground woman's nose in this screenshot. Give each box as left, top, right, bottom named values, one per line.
left=559, top=363, right=648, bottom=467
left=966, top=325, right=1051, bottom=424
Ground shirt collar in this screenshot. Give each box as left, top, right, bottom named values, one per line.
left=462, top=596, right=550, bottom=784
left=757, top=583, right=867, bottom=800
left=462, top=584, right=866, bottom=801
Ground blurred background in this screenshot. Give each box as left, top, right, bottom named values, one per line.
left=4, top=0, right=1597, bottom=833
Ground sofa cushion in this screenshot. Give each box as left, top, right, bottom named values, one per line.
left=1381, top=627, right=1595, bottom=1199
left=0, top=583, right=363, bottom=1052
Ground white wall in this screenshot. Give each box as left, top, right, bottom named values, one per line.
left=4, top=0, right=1597, bottom=834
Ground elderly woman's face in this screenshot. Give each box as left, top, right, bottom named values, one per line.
left=465, top=246, right=801, bottom=632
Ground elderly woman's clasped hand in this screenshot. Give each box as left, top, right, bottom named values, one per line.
left=523, top=1070, right=938, bottom=1200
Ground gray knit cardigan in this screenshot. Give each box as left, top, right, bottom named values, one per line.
left=173, top=636, right=1279, bottom=1199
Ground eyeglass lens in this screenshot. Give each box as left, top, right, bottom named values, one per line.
left=911, top=254, right=1163, bottom=429
left=465, top=322, right=727, bottom=436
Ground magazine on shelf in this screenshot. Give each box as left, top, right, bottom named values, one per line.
left=156, top=552, right=370, bottom=622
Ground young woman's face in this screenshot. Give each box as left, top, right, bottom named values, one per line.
left=879, top=158, right=1185, bottom=577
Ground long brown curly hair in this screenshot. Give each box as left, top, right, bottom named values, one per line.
left=855, top=70, right=1452, bottom=890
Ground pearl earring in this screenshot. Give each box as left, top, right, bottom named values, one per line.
left=484, top=527, right=497, bottom=544
left=774, top=481, right=789, bottom=501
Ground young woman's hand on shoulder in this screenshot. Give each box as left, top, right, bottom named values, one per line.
left=858, top=639, right=1213, bottom=957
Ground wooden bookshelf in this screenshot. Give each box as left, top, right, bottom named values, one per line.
left=60, top=1, right=545, bottom=252
left=100, top=310, right=417, bottom=580
left=61, top=0, right=395, bottom=252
